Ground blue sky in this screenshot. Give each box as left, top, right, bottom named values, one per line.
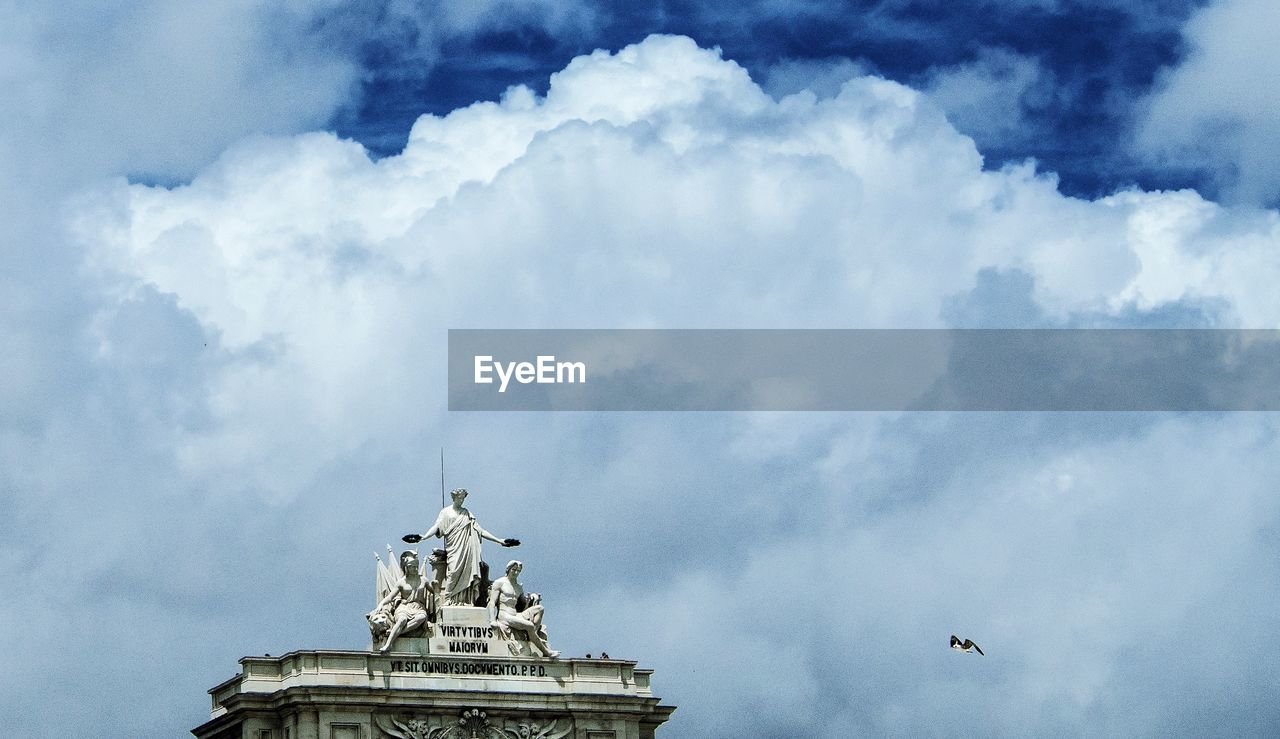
left=334, top=0, right=1207, bottom=199
left=3, top=1, right=1280, bottom=736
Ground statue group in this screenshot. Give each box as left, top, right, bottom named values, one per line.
left=368, top=488, right=559, bottom=659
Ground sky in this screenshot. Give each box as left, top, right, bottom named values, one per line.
left=3, top=1, right=1280, bottom=736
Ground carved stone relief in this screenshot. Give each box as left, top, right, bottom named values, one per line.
left=375, top=710, right=572, bottom=739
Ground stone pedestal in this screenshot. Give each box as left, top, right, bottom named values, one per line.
left=428, top=606, right=516, bottom=658
left=192, top=649, right=675, bottom=739
left=370, top=606, right=540, bottom=659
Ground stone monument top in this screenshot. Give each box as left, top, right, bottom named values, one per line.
left=370, top=487, right=557, bottom=659
left=193, top=483, right=675, bottom=738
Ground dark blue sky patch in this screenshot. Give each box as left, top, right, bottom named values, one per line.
left=329, top=0, right=1210, bottom=199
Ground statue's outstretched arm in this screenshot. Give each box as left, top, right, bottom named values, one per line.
left=419, top=509, right=447, bottom=540
left=477, top=526, right=519, bottom=547
left=402, top=522, right=438, bottom=544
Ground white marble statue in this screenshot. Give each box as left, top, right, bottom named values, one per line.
left=368, top=550, right=432, bottom=653
left=414, top=488, right=519, bottom=606
left=488, top=560, right=558, bottom=659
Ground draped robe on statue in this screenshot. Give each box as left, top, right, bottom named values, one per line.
left=437, top=508, right=484, bottom=606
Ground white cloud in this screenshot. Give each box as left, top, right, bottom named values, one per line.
left=71, top=35, right=1280, bottom=499
left=856, top=413, right=1280, bottom=734
left=6, top=32, right=1280, bottom=736
left=1, top=0, right=360, bottom=183
left=558, top=413, right=1280, bottom=735
left=1137, top=0, right=1280, bottom=206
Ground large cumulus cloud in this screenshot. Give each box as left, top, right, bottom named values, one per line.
left=5, top=33, right=1280, bottom=737
left=77, top=36, right=1280, bottom=494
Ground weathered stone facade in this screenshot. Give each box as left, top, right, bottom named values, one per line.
left=192, top=650, right=674, bottom=739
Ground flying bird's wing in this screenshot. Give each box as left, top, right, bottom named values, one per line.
left=950, top=635, right=960, bottom=648
left=962, top=639, right=984, bottom=655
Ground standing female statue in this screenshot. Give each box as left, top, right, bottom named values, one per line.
left=411, top=488, right=519, bottom=606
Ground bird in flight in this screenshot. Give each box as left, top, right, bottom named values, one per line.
left=950, top=635, right=984, bottom=655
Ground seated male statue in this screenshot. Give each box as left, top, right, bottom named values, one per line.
left=487, top=560, right=558, bottom=659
